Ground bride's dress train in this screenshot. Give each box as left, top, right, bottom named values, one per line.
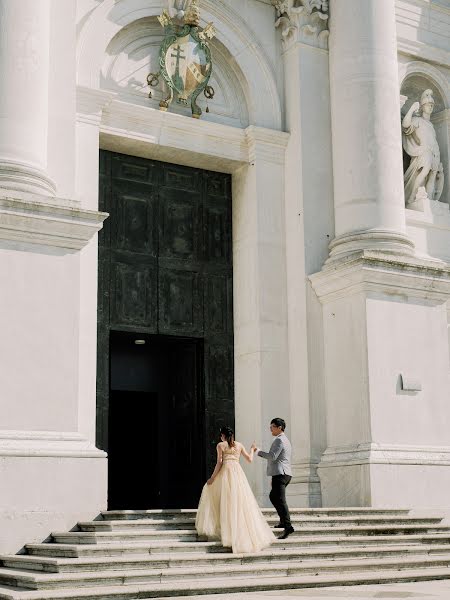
left=195, top=443, right=275, bottom=553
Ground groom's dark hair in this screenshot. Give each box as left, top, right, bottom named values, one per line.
left=271, top=418, right=286, bottom=431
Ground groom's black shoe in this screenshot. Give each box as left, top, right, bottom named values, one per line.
left=278, top=526, right=294, bottom=539
left=273, top=523, right=283, bottom=529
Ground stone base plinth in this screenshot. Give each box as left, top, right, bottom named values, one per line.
left=0, top=432, right=107, bottom=554
left=318, top=444, right=450, bottom=508
left=311, top=251, right=450, bottom=510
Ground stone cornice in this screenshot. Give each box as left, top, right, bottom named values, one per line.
left=271, top=0, right=329, bottom=50
left=99, top=99, right=290, bottom=171
left=309, top=250, right=450, bottom=304
left=101, top=99, right=249, bottom=170
left=398, top=38, right=450, bottom=71
left=246, top=125, right=290, bottom=166
left=0, top=192, right=108, bottom=250
left=319, top=442, right=450, bottom=468
left=76, top=85, right=117, bottom=126
left=0, top=430, right=106, bottom=458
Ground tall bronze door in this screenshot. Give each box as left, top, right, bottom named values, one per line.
left=97, top=151, right=234, bottom=509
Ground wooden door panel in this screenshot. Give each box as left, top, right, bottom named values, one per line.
left=98, top=151, right=234, bottom=496
left=111, top=258, right=157, bottom=330
left=203, top=201, right=231, bottom=264
left=205, top=171, right=232, bottom=198
left=205, top=343, right=234, bottom=400
left=112, top=181, right=158, bottom=256
left=112, top=154, right=159, bottom=185
left=204, top=274, right=230, bottom=335
left=163, top=163, right=201, bottom=191
left=158, top=268, right=202, bottom=335
left=159, top=188, right=201, bottom=261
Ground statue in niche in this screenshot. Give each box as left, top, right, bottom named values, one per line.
left=402, top=89, right=444, bottom=206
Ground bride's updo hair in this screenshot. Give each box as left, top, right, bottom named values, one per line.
left=220, top=426, right=235, bottom=448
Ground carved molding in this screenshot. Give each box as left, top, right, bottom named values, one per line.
left=271, top=0, right=329, bottom=50
left=309, top=250, right=450, bottom=305
left=0, top=430, right=106, bottom=458
left=319, top=442, right=450, bottom=467
left=0, top=193, right=108, bottom=250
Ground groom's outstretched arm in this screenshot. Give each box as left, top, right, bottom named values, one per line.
left=257, top=437, right=283, bottom=461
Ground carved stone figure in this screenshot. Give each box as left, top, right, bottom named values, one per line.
left=402, top=89, right=444, bottom=205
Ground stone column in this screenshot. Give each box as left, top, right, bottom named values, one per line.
left=233, top=127, right=290, bottom=506
left=272, top=0, right=333, bottom=507
left=328, top=0, right=413, bottom=259
left=0, top=0, right=55, bottom=195
left=310, top=0, right=450, bottom=508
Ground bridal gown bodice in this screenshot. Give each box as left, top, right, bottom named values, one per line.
left=195, top=442, right=274, bottom=554
left=222, top=445, right=240, bottom=461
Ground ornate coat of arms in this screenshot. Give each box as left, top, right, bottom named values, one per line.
left=147, top=0, right=216, bottom=119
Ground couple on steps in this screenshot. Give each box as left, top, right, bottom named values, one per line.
left=195, top=418, right=294, bottom=554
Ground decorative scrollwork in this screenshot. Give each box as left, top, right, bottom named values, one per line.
left=204, top=85, right=215, bottom=100
left=147, top=0, right=216, bottom=118
left=147, top=72, right=161, bottom=98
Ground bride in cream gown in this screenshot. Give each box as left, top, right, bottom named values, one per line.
left=195, top=426, right=275, bottom=553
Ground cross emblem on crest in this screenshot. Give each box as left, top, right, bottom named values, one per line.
left=147, top=0, right=216, bottom=119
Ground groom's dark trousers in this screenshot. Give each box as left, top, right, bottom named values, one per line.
left=270, top=474, right=292, bottom=528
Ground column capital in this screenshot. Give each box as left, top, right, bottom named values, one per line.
left=271, top=0, right=329, bottom=50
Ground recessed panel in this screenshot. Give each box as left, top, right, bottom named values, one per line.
left=163, top=164, right=201, bottom=191
left=113, top=186, right=157, bottom=255
left=206, top=343, right=233, bottom=399
left=205, top=172, right=231, bottom=198
left=204, top=275, right=229, bottom=334
left=159, top=269, right=202, bottom=334
left=159, top=191, right=200, bottom=260
left=111, top=260, right=157, bottom=329
left=204, top=202, right=231, bottom=263
left=112, top=155, right=158, bottom=184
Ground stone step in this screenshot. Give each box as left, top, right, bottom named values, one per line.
left=76, top=515, right=443, bottom=532
left=1, top=565, right=450, bottom=599
left=3, top=554, right=450, bottom=591
left=3, top=544, right=450, bottom=574
left=102, top=507, right=412, bottom=521
left=51, top=530, right=200, bottom=545
left=51, top=523, right=450, bottom=545
left=25, top=533, right=450, bottom=558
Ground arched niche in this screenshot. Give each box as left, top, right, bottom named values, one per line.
left=101, top=16, right=249, bottom=128
left=77, top=0, right=282, bottom=130
left=400, top=62, right=450, bottom=205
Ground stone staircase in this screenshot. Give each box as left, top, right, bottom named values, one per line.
left=1, top=508, right=450, bottom=598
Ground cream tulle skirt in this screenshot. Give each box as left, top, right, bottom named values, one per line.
left=195, top=460, right=275, bottom=553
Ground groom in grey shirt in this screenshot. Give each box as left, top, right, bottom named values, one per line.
left=254, top=418, right=294, bottom=539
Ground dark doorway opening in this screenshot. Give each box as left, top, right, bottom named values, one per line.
left=97, top=151, right=235, bottom=510
left=108, top=331, right=204, bottom=509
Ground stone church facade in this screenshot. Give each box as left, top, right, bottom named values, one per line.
left=1, top=0, right=450, bottom=554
